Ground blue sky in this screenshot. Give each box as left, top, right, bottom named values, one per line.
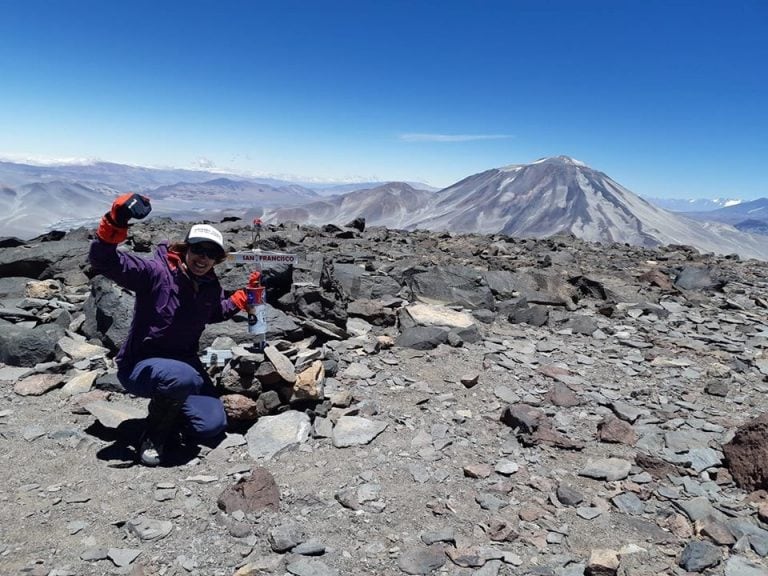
left=0, top=0, right=766, bottom=198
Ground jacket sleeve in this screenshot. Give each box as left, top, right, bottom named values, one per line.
left=88, top=237, right=154, bottom=292
left=209, top=289, right=242, bottom=324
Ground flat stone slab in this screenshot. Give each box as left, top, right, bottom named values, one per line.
left=107, top=548, right=141, bottom=567
left=56, top=336, right=109, bottom=360
left=264, top=345, right=297, bottom=383
left=246, top=410, right=311, bottom=460
left=126, top=518, right=173, bottom=541
left=405, top=303, right=475, bottom=329
left=579, top=458, right=632, bottom=481
left=85, top=400, right=147, bottom=429
left=332, top=416, right=388, bottom=448
left=340, top=362, right=376, bottom=380
left=286, top=557, right=340, bottom=576
left=397, top=545, right=446, bottom=575
left=0, top=365, right=31, bottom=382
left=14, top=373, right=65, bottom=396
left=60, top=370, right=98, bottom=397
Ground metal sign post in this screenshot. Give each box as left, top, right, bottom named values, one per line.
left=228, top=250, right=298, bottom=349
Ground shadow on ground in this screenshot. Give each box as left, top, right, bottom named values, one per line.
left=85, top=419, right=202, bottom=468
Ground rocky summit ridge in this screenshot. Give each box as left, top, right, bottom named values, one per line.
left=1, top=217, right=768, bottom=576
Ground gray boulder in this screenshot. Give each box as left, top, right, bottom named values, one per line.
left=674, top=266, right=725, bottom=291
left=405, top=265, right=495, bottom=309
left=82, top=275, right=135, bottom=353
left=0, top=277, right=30, bottom=298
left=0, top=323, right=65, bottom=367
left=333, top=263, right=401, bottom=300
left=0, top=240, right=88, bottom=279
left=395, top=326, right=450, bottom=350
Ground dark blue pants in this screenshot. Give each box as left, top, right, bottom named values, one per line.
left=118, top=358, right=227, bottom=439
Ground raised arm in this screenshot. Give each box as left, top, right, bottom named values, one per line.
left=88, top=193, right=154, bottom=291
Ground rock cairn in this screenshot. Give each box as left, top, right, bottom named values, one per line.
left=1, top=218, right=767, bottom=575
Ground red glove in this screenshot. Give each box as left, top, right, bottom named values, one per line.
left=229, top=272, right=263, bottom=311
left=96, top=193, right=152, bottom=244
left=230, top=290, right=248, bottom=311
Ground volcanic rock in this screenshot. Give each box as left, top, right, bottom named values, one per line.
left=723, top=413, right=768, bottom=491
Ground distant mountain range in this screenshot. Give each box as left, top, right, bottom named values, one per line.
left=682, top=198, right=768, bottom=235
left=266, top=156, right=768, bottom=260
left=642, top=197, right=742, bottom=212
left=0, top=160, right=427, bottom=238
left=1, top=157, right=767, bottom=260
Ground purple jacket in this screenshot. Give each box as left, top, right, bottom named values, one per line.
left=89, top=238, right=239, bottom=370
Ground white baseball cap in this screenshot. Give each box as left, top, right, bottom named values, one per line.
left=186, top=224, right=225, bottom=252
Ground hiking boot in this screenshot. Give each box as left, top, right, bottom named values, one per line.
left=139, top=396, right=183, bottom=466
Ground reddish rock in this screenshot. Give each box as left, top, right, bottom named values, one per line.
left=14, top=373, right=65, bottom=396
left=546, top=382, right=581, bottom=407
left=221, top=394, right=260, bottom=422
left=714, top=468, right=733, bottom=486
left=597, top=415, right=638, bottom=445
left=538, top=365, right=573, bottom=379
left=217, top=467, right=280, bottom=514
left=586, top=549, right=620, bottom=576
left=463, top=463, right=492, bottom=479
left=660, top=513, right=693, bottom=539
left=722, top=413, right=768, bottom=491
left=532, top=425, right=585, bottom=450
left=639, top=269, right=675, bottom=290
left=695, top=518, right=735, bottom=546
left=488, top=517, right=519, bottom=541
left=758, top=501, right=768, bottom=524
left=519, top=504, right=549, bottom=522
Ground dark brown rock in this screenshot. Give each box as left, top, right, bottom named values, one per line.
left=635, top=452, right=680, bottom=479
left=639, top=269, right=675, bottom=290
left=723, top=413, right=768, bottom=491
left=217, top=467, right=280, bottom=514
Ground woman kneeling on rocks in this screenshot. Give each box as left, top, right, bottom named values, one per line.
left=89, top=194, right=251, bottom=466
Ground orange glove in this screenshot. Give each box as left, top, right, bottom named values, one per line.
left=230, top=290, right=248, bottom=311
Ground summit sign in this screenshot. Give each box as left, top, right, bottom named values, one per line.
left=229, top=251, right=298, bottom=267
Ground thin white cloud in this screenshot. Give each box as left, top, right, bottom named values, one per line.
left=0, top=153, right=100, bottom=165
left=399, top=133, right=513, bottom=142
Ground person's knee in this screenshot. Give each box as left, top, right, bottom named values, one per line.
left=196, top=406, right=227, bottom=438
left=183, top=396, right=227, bottom=439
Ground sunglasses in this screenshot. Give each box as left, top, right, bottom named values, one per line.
left=188, top=243, right=223, bottom=259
